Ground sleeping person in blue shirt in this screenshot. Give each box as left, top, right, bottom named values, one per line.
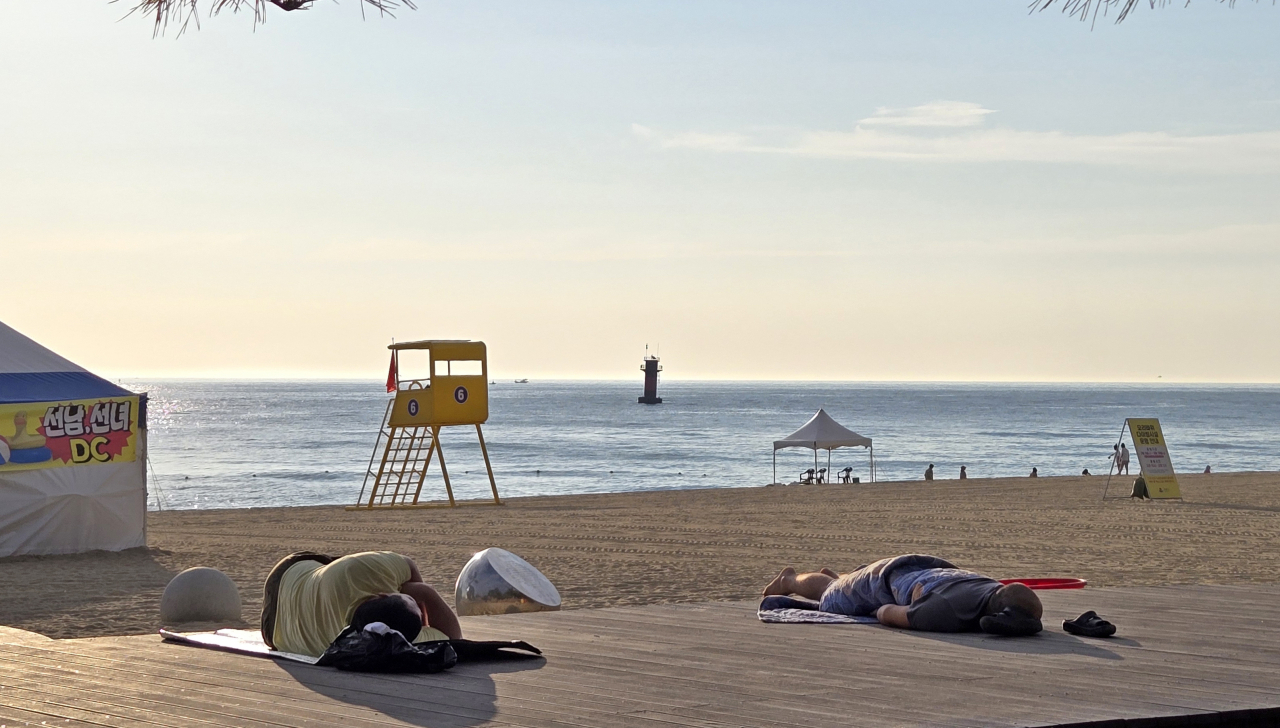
left=762, top=554, right=1043, bottom=636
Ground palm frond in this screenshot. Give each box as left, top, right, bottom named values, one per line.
left=119, top=0, right=416, bottom=36
left=1028, top=0, right=1263, bottom=27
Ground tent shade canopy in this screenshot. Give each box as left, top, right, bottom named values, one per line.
left=0, top=322, right=132, bottom=404
left=0, top=320, right=146, bottom=557
left=773, top=409, right=872, bottom=451
left=771, top=409, right=875, bottom=484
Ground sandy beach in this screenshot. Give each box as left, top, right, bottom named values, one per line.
left=3, top=471, right=1279, bottom=640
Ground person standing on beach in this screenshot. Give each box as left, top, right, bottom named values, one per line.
left=959, top=466, right=967, bottom=480
left=924, top=464, right=934, bottom=481
left=1119, top=443, right=1131, bottom=475
left=260, top=551, right=462, bottom=658
left=1029, top=467, right=1038, bottom=478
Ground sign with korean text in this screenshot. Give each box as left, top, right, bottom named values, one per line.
left=0, top=396, right=139, bottom=472
left=1127, top=418, right=1181, bottom=499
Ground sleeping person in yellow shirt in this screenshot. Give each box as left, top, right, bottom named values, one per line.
left=261, top=551, right=462, bottom=657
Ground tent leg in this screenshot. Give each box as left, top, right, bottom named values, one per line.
left=772, top=451, right=776, bottom=485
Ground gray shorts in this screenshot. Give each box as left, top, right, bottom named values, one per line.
left=906, top=577, right=1002, bottom=632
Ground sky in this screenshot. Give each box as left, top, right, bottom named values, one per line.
left=2, top=1, right=1278, bottom=382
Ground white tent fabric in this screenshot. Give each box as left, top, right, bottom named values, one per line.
left=0, top=322, right=86, bottom=374
left=772, top=409, right=875, bottom=484
left=773, top=408, right=872, bottom=451
left=0, top=320, right=145, bottom=557
left=0, top=439, right=147, bottom=556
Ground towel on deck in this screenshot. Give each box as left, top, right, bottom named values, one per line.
left=160, top=628, right=541, bottom=667
left=757, top=595, right=879, bottom=624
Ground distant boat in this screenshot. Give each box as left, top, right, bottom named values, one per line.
left=514, top=379, right=529, bottom=384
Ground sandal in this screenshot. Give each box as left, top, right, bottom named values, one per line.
left=979, top=606, right=1043, bottom=636
left=1063, top=610, right=1116, bottom=638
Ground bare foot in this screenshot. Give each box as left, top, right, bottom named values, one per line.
left=820, top=568, right=839, bottom=579
left=762, top=567, right=797, bottom=596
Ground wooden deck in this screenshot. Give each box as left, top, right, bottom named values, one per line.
left=2, top=584, right=1278, bottom=728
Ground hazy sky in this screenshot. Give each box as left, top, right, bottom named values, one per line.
left=3, top=1, right=1278, bottom=381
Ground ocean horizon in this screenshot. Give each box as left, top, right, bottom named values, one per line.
left=128, top=379, right=1280, bottom=511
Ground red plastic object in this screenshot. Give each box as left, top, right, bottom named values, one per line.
left=998, top=578, right=1087, bottom=590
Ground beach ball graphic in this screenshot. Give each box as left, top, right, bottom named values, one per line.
left=0, top=436, right=9, bottom=466
left=454, top=386, right=468, bottom=404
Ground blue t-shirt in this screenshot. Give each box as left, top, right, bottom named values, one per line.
left=890, top=567, right=987, bottom=605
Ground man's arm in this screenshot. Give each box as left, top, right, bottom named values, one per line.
left=875, top=581, right=923, bottom=629
left=398, top=557, right=462, bottom=640
left=403, top=556, right=423, bottom=584
left=875, top=604, right=911, bottom=629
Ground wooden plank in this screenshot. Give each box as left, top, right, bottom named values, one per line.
left=0, top=700, right=118, bottom=728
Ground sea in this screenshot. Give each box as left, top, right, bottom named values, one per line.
left=126, top=380, right=1280, bottom=511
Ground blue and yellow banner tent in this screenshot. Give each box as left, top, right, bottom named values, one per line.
left=0, top=320, right=146, bottom=556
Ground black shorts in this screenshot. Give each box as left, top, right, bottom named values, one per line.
left=906, top=577, right=1002, bottom=632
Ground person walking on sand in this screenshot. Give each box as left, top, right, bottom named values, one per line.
left=959, top=466, right=967, bottom=480
left=1119, top=443, right=1131, bottom=475
left=924, top=464, right=934, bottom=481
left=1109, top=444, right=1120, bottom=473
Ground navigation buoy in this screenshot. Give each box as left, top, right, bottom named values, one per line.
left=638, top=345, right=662, bottom=404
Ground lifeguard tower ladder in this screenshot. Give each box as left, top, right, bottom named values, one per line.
left=350, top=340, right=502, bottom=510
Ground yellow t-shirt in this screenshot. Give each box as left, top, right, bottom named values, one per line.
left=272, top=551, right=449, bottom=657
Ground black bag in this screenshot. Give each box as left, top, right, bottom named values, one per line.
left=429, top=638, right=542, bottom=662
left=317, top=625, right=458, bottom=673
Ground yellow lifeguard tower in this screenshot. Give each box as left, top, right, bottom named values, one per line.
left=350, top=340, right=502, bottom=509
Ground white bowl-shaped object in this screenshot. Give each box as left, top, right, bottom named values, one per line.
left=454, top=548, right=561, bottom=617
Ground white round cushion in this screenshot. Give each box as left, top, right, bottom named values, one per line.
left=160, top=567, right=242, bottom=624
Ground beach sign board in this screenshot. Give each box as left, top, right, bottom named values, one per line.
left=0, top=396, right=139, bottom=472
left=1127, top=418, right=1181, bottom=499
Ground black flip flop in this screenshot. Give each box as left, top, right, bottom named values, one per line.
left=979, top=606, right=1043, bottom=637
left=1063, top=610, right=1116, bottom=638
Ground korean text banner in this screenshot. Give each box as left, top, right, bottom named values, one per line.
left=1127, top=417, right=1182, bottom=499
left=0, top=396, right=139, bottom=472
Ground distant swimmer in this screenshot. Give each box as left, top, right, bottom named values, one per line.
left=1029, top=467, right=1038, bottom=478
left=1082, top=468, right=1091, bottom=476
left=1204, top=465, right=1212, bottom=474
left=924, top=464, right=934, bottom=481
left=1119, top=443, right=1131, bottom=475
left=959, top=466, right=967, bottom=480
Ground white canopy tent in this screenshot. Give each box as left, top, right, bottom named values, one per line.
left=0, top=320, right=147, bottom=557
left=772, top=408, right=875, bottom=484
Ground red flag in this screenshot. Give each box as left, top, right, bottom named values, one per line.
left=386, top=351, right=398, bottom=393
